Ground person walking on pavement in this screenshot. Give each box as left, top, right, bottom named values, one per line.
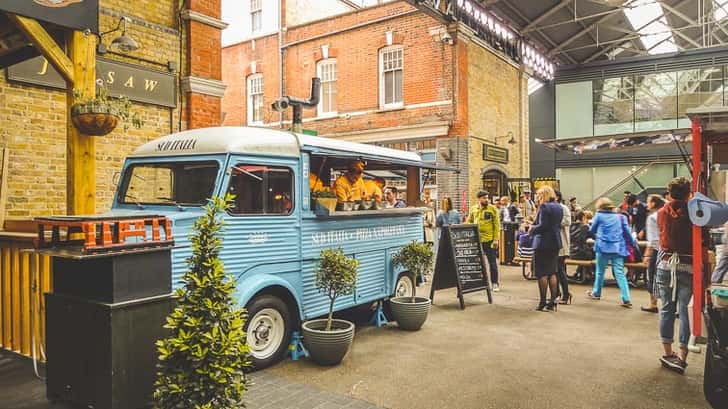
left=586, top=197, right=636, bottom=308
left=555, top=190, right=572, bottom=305
left=641, top=194, right=665, bottom=314
left=656, top=177, right=695, bottom=374
left=466, top=191, right=501, bottom=292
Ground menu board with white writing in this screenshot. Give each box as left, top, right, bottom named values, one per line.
left=430, top=225, right=492, bottom=309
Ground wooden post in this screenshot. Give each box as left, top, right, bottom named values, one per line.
left=407, top=167, right=420, bottom=205
left=10, top=14, right=96, bottom=215
left=67, top=31, right=97, bottom=215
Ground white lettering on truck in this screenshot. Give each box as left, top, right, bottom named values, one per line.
left=311, top=225, right=407, bottom=246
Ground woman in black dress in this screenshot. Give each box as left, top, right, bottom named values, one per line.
left=528, top=186, right=563, bottom=311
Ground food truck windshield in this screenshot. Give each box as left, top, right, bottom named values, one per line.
left=118, top=161, right=219, bottom=206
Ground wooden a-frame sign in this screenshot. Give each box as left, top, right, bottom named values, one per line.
left=430, top=225, right=493, bottom=309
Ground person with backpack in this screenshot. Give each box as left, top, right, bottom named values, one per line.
left=466, top=191, right=501, bottom=292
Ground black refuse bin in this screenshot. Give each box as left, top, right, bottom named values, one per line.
left=45, top=247, right=173, bottom=409
left=704, top=306, right=728, bottom=409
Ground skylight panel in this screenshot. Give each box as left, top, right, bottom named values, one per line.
left=623, top=0, right=678, bottom=55
left=716, top=0, right=728, bottom=21
left=528, top=78, right=544, bottom=95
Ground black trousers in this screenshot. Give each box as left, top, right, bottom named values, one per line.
left=556, top=255, right=570, bottom=299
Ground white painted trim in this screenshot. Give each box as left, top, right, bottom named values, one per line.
left=181, top=76, right=227, bottom=98
left=247, top=74, right=264, bottom=126
left=324, top=121, right=450, bottom=143
left=181, top=10, right=229, bottom=29
left=316, top=59, right=337, bottom=117
left=379, top=45, right=404, bottom=110
left=406, top=100, right=452, bottom=110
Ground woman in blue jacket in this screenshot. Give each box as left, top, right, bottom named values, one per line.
left=587, top=197, right=636, bottom=307
left=528, top=185, right=563, bottom=311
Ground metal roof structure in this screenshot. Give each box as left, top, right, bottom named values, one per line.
left=131, top=126, right=423, bottom=162
left=486, top=0, right=728, bottom=67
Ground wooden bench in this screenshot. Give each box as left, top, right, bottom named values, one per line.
left=513, top=256, right=646, bottom=283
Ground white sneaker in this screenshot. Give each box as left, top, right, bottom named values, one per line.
left=493, top=284, right=500, bottom=292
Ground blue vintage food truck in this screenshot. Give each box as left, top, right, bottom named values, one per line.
left=108, top=126, right=440, bottom=368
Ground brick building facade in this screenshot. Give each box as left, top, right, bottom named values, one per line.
left=221, top=0, right=530, bottom=211
left=0, top=0, right=226, bottom=219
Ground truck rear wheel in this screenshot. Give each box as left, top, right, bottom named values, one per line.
left=245, top=295, right=292, bottom=370
left=393, top=273, right=415, bottom=298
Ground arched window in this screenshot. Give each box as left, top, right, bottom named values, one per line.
left=379, top=46, right=403, bottom=109
left=317, top=59, right=337, bottom=116
left=247, top=74, right=263, bottom=125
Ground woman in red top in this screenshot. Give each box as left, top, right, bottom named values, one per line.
left=655, top=177, right=693, bottom=375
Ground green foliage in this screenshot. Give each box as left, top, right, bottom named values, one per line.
left=154, top=195, right=249, bottom=409
left=72, top=80, right=144, bottom=131
left=316, top=248, right=358, bottom=331
left=392, top=241, right=434, bottom=301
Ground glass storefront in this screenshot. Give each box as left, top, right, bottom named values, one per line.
left=556, top=65, right=728, bottom=138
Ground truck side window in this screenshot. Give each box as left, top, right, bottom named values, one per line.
left=227, top=164, right=293, bottom=215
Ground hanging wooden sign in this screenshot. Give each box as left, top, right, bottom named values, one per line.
left=430, top=224, right=492, bottom=309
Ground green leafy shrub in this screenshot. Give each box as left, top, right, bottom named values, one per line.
left=316, top=248, right=358, bottom=330
left=392, top=241, right=434, bottom=301
left=72, top=80, right=144, bottom=131
left=154, top=195, right=249, bottom=409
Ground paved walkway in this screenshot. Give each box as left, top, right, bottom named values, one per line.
left=0, top=352, right=383, bottom=409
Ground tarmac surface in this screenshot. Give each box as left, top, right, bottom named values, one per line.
left=269, top=265, right=711, bottom=409
left=0, top=265, right=712, bottom=409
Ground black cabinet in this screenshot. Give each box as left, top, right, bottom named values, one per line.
left=45, top=248, right=173, bottom=409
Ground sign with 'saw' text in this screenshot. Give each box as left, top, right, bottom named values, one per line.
left=6, top=56, right=177, bottom=108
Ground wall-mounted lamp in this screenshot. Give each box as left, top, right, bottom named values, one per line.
left=96, top=16, right=140, bottom=54
left=494, top=131, right=517, bottom=145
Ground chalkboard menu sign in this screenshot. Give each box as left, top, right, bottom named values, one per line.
left=430, top=225, right=492, bottom=309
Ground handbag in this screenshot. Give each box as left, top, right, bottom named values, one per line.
left=622, top=216, right=642, bottom=263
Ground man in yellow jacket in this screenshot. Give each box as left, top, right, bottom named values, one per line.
left=334, top=161, right=366, bottom=203
left=466, top=190, right=501, bottom=292
left=363, top=177, right=385, bottom=202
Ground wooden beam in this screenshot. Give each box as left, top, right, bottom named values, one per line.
left=67, top=30, right=96, bottom=215
left=7, top=13, right=74, bottom=83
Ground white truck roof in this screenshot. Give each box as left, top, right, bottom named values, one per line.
left=130, top=126, right=422, bottom=162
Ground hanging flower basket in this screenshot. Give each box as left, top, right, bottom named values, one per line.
left=71, top=104, right=120, bottom=136
left=70, top=80, right=144, bottom=136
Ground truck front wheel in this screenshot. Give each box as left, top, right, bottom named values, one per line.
left=245, top=295, right=292, bottom=370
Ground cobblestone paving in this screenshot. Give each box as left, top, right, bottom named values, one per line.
left=246, top=371, right=385, bottom=409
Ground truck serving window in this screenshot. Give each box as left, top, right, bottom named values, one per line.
left=227, top=164, right=293, bottom=215
left=119, top=161, right=219, bottom=206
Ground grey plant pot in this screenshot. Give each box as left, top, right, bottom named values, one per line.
left=390, top=296, right=431, bottom=331
left=301, top=318, right=355, bottom=366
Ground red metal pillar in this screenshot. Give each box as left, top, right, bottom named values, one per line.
left=690, top=117, right=704, bottom=337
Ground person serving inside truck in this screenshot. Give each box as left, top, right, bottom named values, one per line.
left=363, top=177, right=385, bottom=202
left=309, top=172, right=328, bottom=193
left=334, top=161, right=366, bottom=202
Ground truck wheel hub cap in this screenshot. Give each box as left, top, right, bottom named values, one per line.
left=248, top=308, right=285, bottom=360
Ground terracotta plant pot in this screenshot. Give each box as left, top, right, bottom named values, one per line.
left=301, top=318, right=355, bottom=366
left=71, top=105, right=120, bottom=136
left=389, top=296, right=431, bottom=331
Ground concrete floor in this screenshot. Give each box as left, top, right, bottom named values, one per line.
left=269, top=266, right=711, bottom=409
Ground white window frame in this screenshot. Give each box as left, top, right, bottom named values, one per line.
left=379, top=46, right=404, bottom=109
left=317, top=59, right=337, bottom=118
left=247, top=74, right=264, bottom=126
left=250, top=0, right=262, bottom=33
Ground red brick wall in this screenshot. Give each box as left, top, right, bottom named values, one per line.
left=185, top=0, right=223, bottom=128
left=221, top=0, right=456, bottom=134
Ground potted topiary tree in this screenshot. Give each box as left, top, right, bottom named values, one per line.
left=390, top=241, right=434, bottom=331
left=301, top=248, right=358, bottom=365
left=154, top=195, right=249, bottom=409
left=71, top=80, right=143, bottom=136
